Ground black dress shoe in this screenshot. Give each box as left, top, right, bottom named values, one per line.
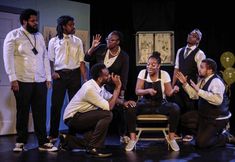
left=228, top=136, right=235, bottom=145
left=59, top=134, right=72, bottom=151
left=86, top=148, right=112, bottom=158
left=222, top=130, right=235, bottom=145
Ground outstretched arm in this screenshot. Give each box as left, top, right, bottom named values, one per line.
left=176, top=71, right=199, bottom=99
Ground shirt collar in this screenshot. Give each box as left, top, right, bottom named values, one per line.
left=20, top=26, right=30, bottom=35
left=63, top=34, right=73, bottom=39
left=20, top=26, right=38, bottom=36
left=186, top=44, right=197, bottom=51
left=204, top=74, right=214, bottom=83
left=91, top=79, right=102, bottom=94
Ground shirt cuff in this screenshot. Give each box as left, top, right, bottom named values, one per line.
left=198, top=89, right=204, bottom=96
left=46, top=75, right=52, bottom=81
left=102, top=101, right=110, bottom=111
left=183, top=83, right=189, bottom=88
left=9, top=74, right=17, bottom=82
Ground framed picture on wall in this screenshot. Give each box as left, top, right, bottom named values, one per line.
left=136, top=31, right=175, bottom=66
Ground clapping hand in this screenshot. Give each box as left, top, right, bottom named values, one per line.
left=175, top=71, right=187, bottom=84
left=190, top=80, right=199, bottom=92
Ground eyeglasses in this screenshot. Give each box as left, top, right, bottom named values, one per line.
left=106, top=38, right=119, bottom=42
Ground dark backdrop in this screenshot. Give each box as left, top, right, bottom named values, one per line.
left=73, top=0, right=235, bottom=133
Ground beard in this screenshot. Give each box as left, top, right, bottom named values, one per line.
left=26, top=23, right=38, bottom=34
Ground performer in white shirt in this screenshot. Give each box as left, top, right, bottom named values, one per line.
left=47, top=15, right=87, bottom=142
left=3, top=8, right=57, bottom=152
left=125, top=51, right=180, bottom=152
left=176, top=58, right=235, bottom=148
left=61, top=63, right=135, bottom=157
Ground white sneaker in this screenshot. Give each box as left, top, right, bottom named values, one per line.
left=182, top=135, right=194, bottom=142
left=13, top=143, right=25, bottom=152
left=38, top=143, right=58, bottom=152
left=166, top=136, right=180, bottom=151
left=120, top=136, right=130, bottom=144
left=125, top=140, right=137, bottom=151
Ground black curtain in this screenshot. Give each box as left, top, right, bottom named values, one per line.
left=87, top=0, right=235, bottom=133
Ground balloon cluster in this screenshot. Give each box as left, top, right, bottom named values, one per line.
left=220, top=51, right=235, bottom=86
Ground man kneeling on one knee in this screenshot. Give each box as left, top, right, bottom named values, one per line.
left=62, top=63, right=136, bottom=157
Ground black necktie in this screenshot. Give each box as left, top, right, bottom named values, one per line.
left=184, top=47, right=191, bottom=58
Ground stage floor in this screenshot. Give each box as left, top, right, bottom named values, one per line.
left=0, top=133, right=235, bottom=162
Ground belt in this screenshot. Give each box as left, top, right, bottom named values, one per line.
left=56, top=68, right=79, bottom=73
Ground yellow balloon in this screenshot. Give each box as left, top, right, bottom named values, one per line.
left=222, top=67, right=235, bottom=85
left=220, top=51, right=235, bottom=68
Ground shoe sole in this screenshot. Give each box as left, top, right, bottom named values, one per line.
left=165, top=137, right=180, bottom=151
left=38, top=147, right=58, bottom=152
left=89, top=153, right=112, bottom=158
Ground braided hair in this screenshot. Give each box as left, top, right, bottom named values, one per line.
left=56, top=15, right=74, bottom=39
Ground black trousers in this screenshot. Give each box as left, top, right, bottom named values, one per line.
left=13, top=81, right=48, bottom=146
left=196, top=116, right=228, bottom=149
left=65, top=110, right=113, bottom=149
left=174, top=88, right=198, bottom=114
left=126, top=101, right=180, bottom=133
left=109, top=104, right=127, bottom=136
left=49, top=68, right=81, bottom=138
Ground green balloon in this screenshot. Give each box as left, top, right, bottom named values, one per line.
left=220, top=51, right=235, bottom=68
left=222, top=67, right=235, bottom=85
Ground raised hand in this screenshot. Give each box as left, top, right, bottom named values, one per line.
left=91, top=34, right=101, bottom=48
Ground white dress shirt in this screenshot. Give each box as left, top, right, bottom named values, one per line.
left=174, top=45, right=206, bottom=70
left=48, top=34, right=85, bottom=71
left=137, top=69, right=171, bottom=99
left=63, top=79, right=113, bottom=120
left=3, top=26, right=51, bottom=82
left=183, top=74, right=225, bottom=105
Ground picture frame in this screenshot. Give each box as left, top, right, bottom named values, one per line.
left=135, top=31, right=175, bottom=66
